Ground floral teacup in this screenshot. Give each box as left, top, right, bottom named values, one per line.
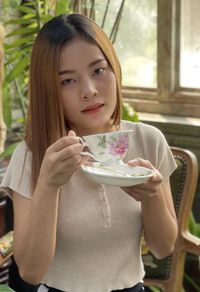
left=79, top=130, right=134, bottom=165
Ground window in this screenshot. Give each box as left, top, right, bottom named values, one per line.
left=180, top=0, right=200, bottom=89
left=95, top=0, right=157, bottom=88
left=74, top=0, right=200, bottom=118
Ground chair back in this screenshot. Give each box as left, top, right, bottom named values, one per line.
left=143, top=146, right=199, bottom=291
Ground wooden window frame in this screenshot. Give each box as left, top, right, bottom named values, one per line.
left=122, top=0, right=200, bottom=118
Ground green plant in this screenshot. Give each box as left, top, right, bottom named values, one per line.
left=183, top=212, right=200, bottom=291
left=184, top=273, right=200, bottom=292
left=3, top=0, right=71, bottom=133
left=148, top=288, right=161, bottom=292
left=189, top=212, right=200, bottom=237
left=0, top=285, right=15, bottom=291
left=122, top=102, right=139, bottom=122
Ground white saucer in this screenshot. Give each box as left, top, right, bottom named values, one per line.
left=81, top=163, right=154, bottom=187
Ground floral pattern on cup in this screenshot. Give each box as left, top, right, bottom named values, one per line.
left=108, top=134, right=129, bottom=157
left=81, top=130, right=133, bottom=164
left=93, top=133, right=130, bottom=162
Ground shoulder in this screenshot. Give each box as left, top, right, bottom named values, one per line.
left=10, top=141, right=31, bottom=162
left=121, top=120, right=169, bottom=156
left=8, top=141, right=32, bottom=175
left=121, top=120, right=165, bottom=139
left=13, top=140, right=29, bottom=153
left=1, top=141, right=32, bottom=199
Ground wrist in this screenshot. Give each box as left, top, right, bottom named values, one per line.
left=141, top=192, right=162, bottom=207
left=36, top=175, right=60, bottom=197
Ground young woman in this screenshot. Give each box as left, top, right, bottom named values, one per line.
left=1, top=13, right=178, bottom=292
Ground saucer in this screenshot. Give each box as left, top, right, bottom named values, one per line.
left=81, top=163, right=154, bottom=187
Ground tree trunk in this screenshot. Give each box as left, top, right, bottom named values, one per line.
left=0, top=23, right=6, bottom=154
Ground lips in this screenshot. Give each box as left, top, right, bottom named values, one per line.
left=81, top=103, right=104, bottom=113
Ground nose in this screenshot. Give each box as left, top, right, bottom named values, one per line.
left=80, top=78, right=98, bottom=100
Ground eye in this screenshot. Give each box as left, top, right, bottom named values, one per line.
left=61, top=78, right=76, bottom=85
left=93, top=68, right=105, bottom=76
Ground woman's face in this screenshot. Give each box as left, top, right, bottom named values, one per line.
left=59, top=38, right=117, bottom=136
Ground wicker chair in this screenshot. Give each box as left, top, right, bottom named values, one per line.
left=0, top=195, right=13, bottom=285
left=143, top=146, right=200, bottom=292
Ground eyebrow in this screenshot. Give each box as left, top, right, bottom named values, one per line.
left=59, top=58, right=106, bottom=75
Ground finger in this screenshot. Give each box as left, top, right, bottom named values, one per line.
left=123, top=187, right=157, bottom=201
left=127, top=158, right=155, bottom=170
left=61, top=154, right=89, bottom=173
left=49, top=136, right=82, bottom=152
left=121, top=187, right=143, bottom=201
left=55, top=143, right=84, bottom=161
left=122, top=177, right=162, bottom=195
left=133, top=185, right=160, bottom=195
left=58, top=153, right=83, bottom=170
left=148, top=174, right=163, bottom=184
left=130, top=193, right=143, bottom=201
left=130, top=177, right=162, bottom=192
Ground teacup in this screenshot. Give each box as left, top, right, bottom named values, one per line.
left=79, top=130, right=134, bottom=165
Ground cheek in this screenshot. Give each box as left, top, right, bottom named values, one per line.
left=61, top=92, right=77, bottom=118
left=62, top=104, right=71, bottom=118
left=103, top=72, right=117, bottom=94
left=108, top=75, right=117, bottom=100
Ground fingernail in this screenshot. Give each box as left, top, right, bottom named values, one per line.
left=68, top=130, right=76, bottom=136
left=128, top=159, right=138, bottom=164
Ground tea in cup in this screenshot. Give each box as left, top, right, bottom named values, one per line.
left=79, top=130, right=134, bottom=165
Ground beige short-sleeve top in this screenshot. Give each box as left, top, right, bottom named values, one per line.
left=0, top=121, right=177, bottom=292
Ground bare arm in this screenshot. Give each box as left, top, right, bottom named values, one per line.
left=13, top=132, right=87, bottom=285
left=13, top=185, right=59, bottom=285
left=141, top=179, right=178, bottom=258
left=122, top=158, right=178, bottom=259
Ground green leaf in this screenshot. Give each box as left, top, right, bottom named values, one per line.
left=6, top=27, right=37, bottom=37
left=184, top=272, right=200, bottom=292
left=17, top=5, right=36, bottom=15
left=98, top=136, right=106, bottom=149
left=0, top=285, right=15, bottom=292
left=5, top=55, right=30, bottom=83
left=5, top=36, right=33, bottom=49
left=3, top=86, right=12, bottom=129
left=5, top=17, right=36, bottom=25
left=21, top=1, right=37, bottom=7
left=0, top=142, right=19, bottom=160
left=148, top=287, right=161, bottom=292
left=16, top=116, right=25, bottom=125
left=55, top=0, right=71, bottom=16
left=41, top=14, right=54, bottom=24
left=5, top=51, right=21, bottom=65
left=189, top=212, right=200, bottom=237
left=189, top=212, right=196, bottom=234
left=122, top=102, right=139, bottom=122
left=5, top=47, right=31, bottom=67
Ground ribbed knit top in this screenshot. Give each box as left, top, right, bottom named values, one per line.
left=0, top=121, right=177, bottom=292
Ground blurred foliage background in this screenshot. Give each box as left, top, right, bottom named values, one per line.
left=0, top=1, right=199, bottom=291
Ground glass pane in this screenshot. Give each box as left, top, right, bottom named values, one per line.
left=180, top=0, right=200, bottom=88
left=94, top=0, right=157, bottom=88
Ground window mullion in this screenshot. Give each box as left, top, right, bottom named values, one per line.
left=174, top=0, right=181, bottom=91
left=157, top=0, right=175, bottom=102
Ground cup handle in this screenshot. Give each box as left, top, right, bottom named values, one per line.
left=77, top=137, right=87, bottom=147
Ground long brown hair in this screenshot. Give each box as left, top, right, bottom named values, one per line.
left=25, top=13, right=123, bottom=191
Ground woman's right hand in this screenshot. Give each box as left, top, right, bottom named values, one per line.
left=38, top=130, right=86, bottom=188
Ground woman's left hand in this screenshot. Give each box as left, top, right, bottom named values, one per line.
left=121, top=158, right=163, bottom=202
